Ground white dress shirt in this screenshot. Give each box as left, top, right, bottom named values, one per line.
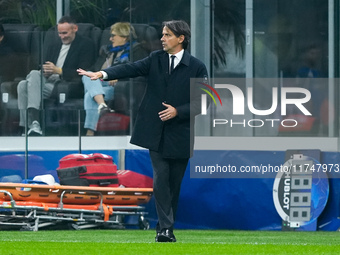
left=168, top=49, right=184, bottom=72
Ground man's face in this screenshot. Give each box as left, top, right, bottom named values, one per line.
left=57, top=22, right=78, bottom=45
left=160, top=26, right=184, bottom=54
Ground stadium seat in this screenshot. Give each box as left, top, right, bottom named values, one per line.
left=0, top=24, right=41, bottom=135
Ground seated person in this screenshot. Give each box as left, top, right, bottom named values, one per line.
left=17, top=16, right=96, bottom=135
left=83, top=22, right=148, bottom=136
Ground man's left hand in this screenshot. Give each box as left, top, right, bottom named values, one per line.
left=159, top=102, right=177, bottom=121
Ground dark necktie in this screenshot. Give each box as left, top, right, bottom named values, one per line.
left=170, top=55, right=175, bottom=74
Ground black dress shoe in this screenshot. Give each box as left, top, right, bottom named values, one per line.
left=155, top=232, right=160, bottom=242
left=157, top=229, right=176, bottom=242
left=170, top=232, right=176, bottom=242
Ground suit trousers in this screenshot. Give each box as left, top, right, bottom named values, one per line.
left=149, top=150, right=189, bottom=232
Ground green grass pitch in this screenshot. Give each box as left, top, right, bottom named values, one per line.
left=1, top=230, right=340, bottom=255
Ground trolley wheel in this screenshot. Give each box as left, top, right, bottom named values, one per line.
left=138, top=216, right=150, bottom=230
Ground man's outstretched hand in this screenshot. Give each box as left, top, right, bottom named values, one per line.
left=77, top=68, right=103, bottom=80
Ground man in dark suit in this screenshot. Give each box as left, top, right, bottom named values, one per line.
left=17, top=16, right=95, bottom=135
left=78, top=20, right=208, bottom=242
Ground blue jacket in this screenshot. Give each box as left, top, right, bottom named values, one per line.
left=103, top=50, right=208, bottom=158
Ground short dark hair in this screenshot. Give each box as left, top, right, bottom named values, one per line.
left=58, top=16, right=77, bottom=25
left=162, top=20, right=191, bottom=49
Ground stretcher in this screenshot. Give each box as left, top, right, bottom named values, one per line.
left=0, top=183, right=153, bottom=231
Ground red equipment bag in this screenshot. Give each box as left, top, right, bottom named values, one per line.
left=117, top=170, right=153, bottom=188
left=56, top=153, right=119, bottom=187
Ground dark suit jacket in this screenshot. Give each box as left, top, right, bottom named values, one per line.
left=104, top=50, right=208, bottom=158
left=44, top=33, right=95, bottom=82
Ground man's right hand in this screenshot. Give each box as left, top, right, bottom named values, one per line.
left=77, top=68, right=103, bottom=80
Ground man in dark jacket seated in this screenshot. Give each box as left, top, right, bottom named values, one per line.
left=17, top=16, right=96, bottom=135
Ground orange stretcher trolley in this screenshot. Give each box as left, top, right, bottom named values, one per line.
left=0, top=183, right=153, bottom=231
